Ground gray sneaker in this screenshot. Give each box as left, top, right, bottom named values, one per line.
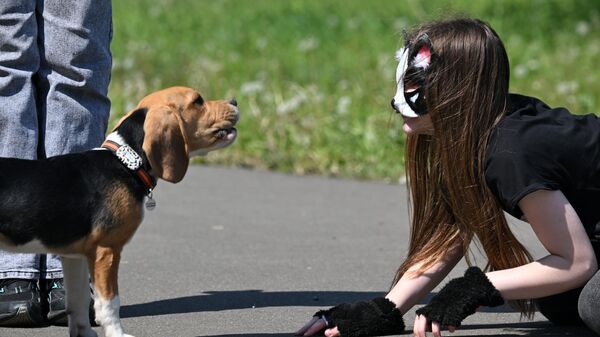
left=43, top=279, right=96, bottom=326
left=0, top=279, right=47, bottom=327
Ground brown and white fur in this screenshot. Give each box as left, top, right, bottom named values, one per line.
left=0, top=86, right=239, bottom=337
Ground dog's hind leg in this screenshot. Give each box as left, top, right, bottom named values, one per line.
left=88, top=246, right=134, bottom=337
left=61, top=256, right=98, bottom=337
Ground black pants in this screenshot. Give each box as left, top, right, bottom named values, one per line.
left=535, top=242, right=600, bottom=335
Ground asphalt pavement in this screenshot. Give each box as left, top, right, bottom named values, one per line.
left=0, top=166, right=596, bottom=337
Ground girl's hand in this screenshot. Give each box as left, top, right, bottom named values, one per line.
left=296, top=297, right=404, bottom=337
left=413, top=267, right=503, bottom=336
left=295, top=317, right=340, bottom=336
left=413, top=314, right=456, bottom=337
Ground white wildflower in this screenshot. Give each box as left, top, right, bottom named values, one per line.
left=336, top=96, right=352, bottom=115
left=298, top=37, right=319, bottom=52
left=196, top=57, right=222, bottom=73
left=556, top=81, right=578, bottom=94
left=276, top=94, right=306, bottom=115
left=514, top=64, right=528, bottom=78
left=576, top=21, right=590, bottom=36
left=275, top=84, right=322, bottom=114
left=347, top=18, right=359, bottom=30
left=240, top=81, right=264, bottom=95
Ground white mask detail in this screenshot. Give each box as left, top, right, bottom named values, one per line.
left=393, top=47, right=419, bottom=118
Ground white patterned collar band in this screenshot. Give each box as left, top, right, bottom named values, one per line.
left=101, top=132, right=157, bottom=209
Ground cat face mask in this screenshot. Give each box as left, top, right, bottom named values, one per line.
left=392, top=33, right=434, bottom=117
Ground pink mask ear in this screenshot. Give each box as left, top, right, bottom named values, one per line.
left=413, top=45, right=432, bottom=69
left=409, top=33, right=434, bottom=70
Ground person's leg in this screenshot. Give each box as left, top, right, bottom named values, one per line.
left=0, top=0, right=47, bottom=326
left=36, top=0, right=112, bottom=280
left=578, top=270, right=600, bottom=335
left=36, top=0, right=112, bottom=159
left=536, top=242, right=599, bottom=334
left=535, top=287, right=584, bottom=326
left=35, top=0, right=112, bottom=324
left=578, top=242, right=600, bottom=335
left=0, top=0, right=39, bottom=159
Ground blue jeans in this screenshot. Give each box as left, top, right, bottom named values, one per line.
left=0, top=0, right=112, bottom=280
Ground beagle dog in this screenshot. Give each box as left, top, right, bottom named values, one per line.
left=0, top=86, right=239, bottom=337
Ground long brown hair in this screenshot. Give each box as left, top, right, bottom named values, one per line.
left=392, top=18, right=534, bottom=315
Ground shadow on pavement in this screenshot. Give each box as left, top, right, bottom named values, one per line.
left=195, top=334, right=293, bottom=337
left=194, top=323, right=597, bottom=337
left=121, top=290, right=595, bottom=337
left=122, top=290, right=383, bottom=317
left=452, top=321, right=596, bottom=336
left=121, top=289, right=517, bottom=319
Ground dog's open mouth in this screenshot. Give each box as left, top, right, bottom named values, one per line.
left=214, top=127, right=237, bottom=141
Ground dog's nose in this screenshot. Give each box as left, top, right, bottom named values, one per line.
left=390, top=98, right=399, bottom=113
left=229, top=99, right=238, bottom=107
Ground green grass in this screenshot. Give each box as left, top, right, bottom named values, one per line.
left=110, top=0, right=600, bottom=181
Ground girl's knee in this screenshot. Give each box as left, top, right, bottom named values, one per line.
left=578, top=274, right=600, bottom=334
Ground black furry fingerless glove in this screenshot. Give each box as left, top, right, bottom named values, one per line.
left=415, top=267, right=504, bottom=327
left=314, top=297, right=405, bottom=337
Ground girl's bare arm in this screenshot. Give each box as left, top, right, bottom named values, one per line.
left=387, top=243, right=463, bottom=313
left=487, top=189, right=597, bottom=300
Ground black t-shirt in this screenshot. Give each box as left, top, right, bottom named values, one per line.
left=484, top=94, right=600, bottom=238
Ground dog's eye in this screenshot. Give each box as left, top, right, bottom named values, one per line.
left=193, top=96, right=204, bottom=106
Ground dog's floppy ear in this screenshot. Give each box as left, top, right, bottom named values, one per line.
left=111, top=109, right=137, bottom=131
left=142, top=105, right=189, bottom=183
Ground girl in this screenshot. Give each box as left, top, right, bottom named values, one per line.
left=296, top=17, right=600, bottom=337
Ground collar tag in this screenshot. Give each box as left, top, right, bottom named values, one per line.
left=145, top=191, right=156, bottom=210
left=116, top=145, right=142, bottom=171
